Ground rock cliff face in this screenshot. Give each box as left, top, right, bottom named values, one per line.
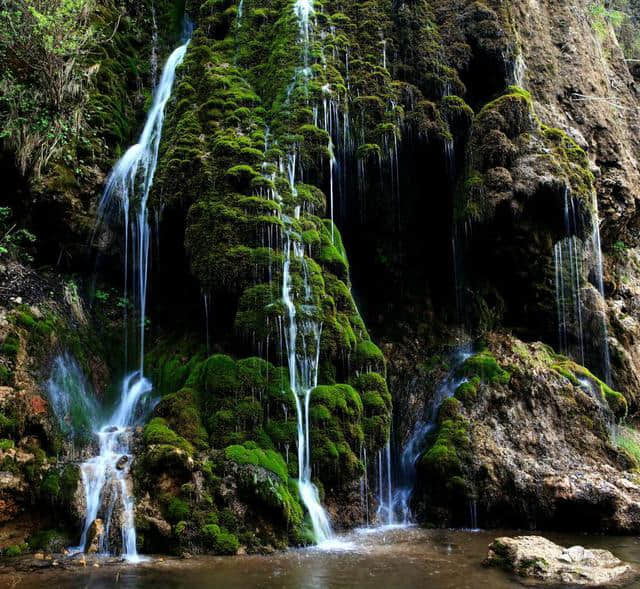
left=1, top=0, right=640, bottom=558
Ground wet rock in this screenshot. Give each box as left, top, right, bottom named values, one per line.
left=85, top=519, right=104, bottom=554
left=116, top=455, right=128, bottom=470
left=412, top=334, right=640, bottom=532
left=136, top=493, right=172, bottom=540
left=484, top=535, right=637, bottom=586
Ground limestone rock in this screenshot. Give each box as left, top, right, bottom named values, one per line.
left=485, top=535, right=637, bottom=586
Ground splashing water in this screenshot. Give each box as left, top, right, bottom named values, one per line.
left=46, top=354, right=99, bottom=447
left=79, top=36, right=190, bottom=560
left=73, top=375, right=152, bottom=561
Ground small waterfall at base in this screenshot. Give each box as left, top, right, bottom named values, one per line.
left=78, top=35, right=190, bottom=560
left=73, top=375, right=152, bottom=560
left=375, top=347, right=472, bottom=526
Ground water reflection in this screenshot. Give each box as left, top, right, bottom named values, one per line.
left=6, top=527, right=640, bottom=589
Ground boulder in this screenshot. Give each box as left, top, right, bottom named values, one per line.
left=484, top=535, right=637, bottom=586
left=85, top=519, right=104, bottom=554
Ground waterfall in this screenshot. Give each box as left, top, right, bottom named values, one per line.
left=553, top=236, right=585, bottom=365
left=590, top=193, right=612, bottom=385
left=281, top=208, right=333, bottom=544
left=553, top=189, right=585, bottom=364
left=376, top=347, right=471, bottom=526
left=375, top=441, right=394, bottom=525
left=553, top=189, right=611, bottom=383
left=359, top=445, right=369, bottom=525
left=97, top=38, right=190, bottom=374
left=276, top=0, right=337, bottom=545
left=78, top=35, right=190, bottom=560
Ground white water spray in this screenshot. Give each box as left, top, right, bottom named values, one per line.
left=80, top=36, right=190, bottom=560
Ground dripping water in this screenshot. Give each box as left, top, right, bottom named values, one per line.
left=590, top=193, right=612, bottom=385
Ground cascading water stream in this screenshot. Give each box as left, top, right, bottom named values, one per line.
left=375, top=347, right=471, bottom=526
left=282, top=204, right=333, bottom=544
left=278, top=0, right=337, bottom=546
left=77, top=35, right=190, bottom=560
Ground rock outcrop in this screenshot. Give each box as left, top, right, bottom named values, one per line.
left=412, top=333, right=640, bottom=532
left=485, top=535, right=637, bottom=586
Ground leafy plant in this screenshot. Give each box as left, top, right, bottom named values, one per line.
left=0, top=206, right=36, bottom=261
left=0, top=1, right=97, bottom=175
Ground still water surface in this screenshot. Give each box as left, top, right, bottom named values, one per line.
left=4, top=526, right=640, bottom=588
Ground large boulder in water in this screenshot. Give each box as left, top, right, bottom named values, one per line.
left=484, top=535, right=637, bottom=586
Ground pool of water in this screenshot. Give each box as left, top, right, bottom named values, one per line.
left=3, top=526, right=640, bottom=588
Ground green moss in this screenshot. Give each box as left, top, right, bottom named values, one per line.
left=199, top=354, right=239, bottom=396
left=355, top=143, right=382, bottom=161
left=155, top=388, right=208, bottom=450
left=27, top=529, right=68, bottom=553
left=224, top=442, right=288, bottom=481
left=0, top=365, right=11, bottom=386
left=4, top=544, right=23, bottom=557
left=551, top=358, right=628, bottom=420
left=201, top=524, right=239, bottom=555
left=40, top=473, right=61, bottom=498
left=144, top=417, right=194, bottom=454
left=354, top=340, right=385, bottom=371
left=420, top=417, right=469, bottom=478
left=616, top=427, right=640, bottom=467
left=454, top=377, right=480, bottom=405
left=167, top=497, right=191, bottom=523
left=438, top=397, right=462, bottom=423
left=0, top=439, right=14, bottom=451
left=457, top=352, right=510, bottom=384
left=1, top=334, right=19, bottom=359
left=174, top=520, right=187, bottom=536
left=540, top=125, right=595, bottom=201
